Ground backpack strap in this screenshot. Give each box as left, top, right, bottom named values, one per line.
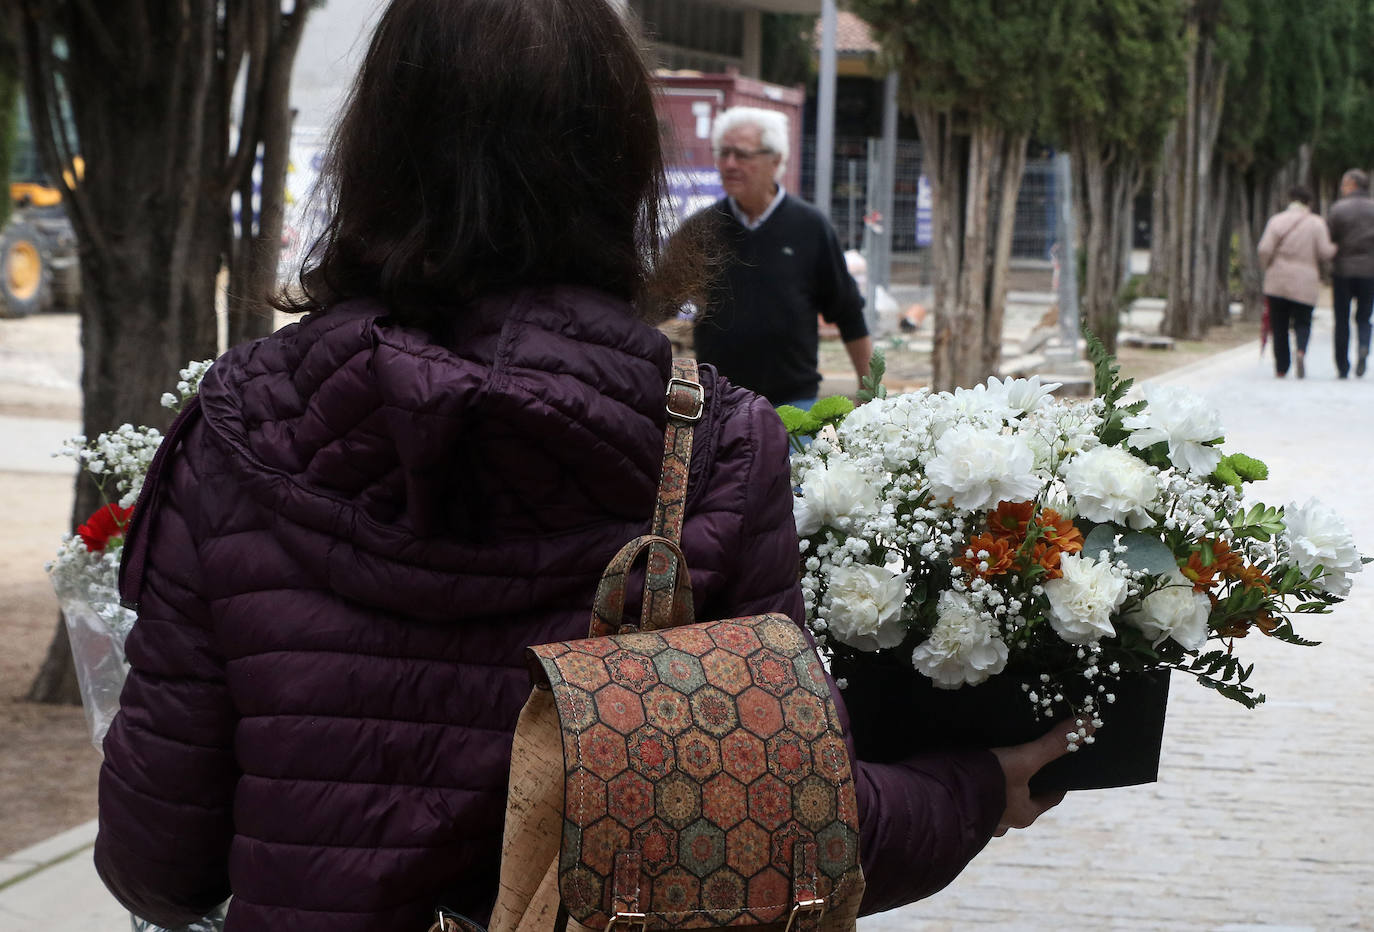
left=642, top=358, right=703, bottom=629
left=653, top=357, right=703, bottom=543
left=589, top=359, right=702, bottom=638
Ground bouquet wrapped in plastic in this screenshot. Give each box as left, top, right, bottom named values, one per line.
left=47, top=362, right=223, bottom=931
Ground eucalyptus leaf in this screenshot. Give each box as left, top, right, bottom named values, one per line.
left=1082, top=524, right=1178, bottom=576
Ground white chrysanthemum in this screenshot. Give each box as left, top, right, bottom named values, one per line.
left=911, top=591, right=1010, bottom=688
left=1283, top=498, right=1364, bottom=596
left=1123, top=384, right=1225, bottom=475
left=1125, top=569, right=1210, bottom=651
left=823, top=563, right=911, bottom=650
left=985, top=375, right=1063, bottom=417
left=924, top=423, right=1041, bottom=512
left=951, top=382, right=1018, bottom=425
left=793, top=456, right=879, bottom=535
left=1043, top=553, right=1128, bottom=644
left=1062, top=446, right=1159, bottom=529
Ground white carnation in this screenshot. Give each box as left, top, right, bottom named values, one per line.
left=1042, top=553, right=1128, bottom=644
left=1126, top=569, right=1210, bottom=651
left=1062, top=446, right=1159, bottom=529
left=911, top=591, right=1010, bottom=688
left=1123, top=384, right=1225, bottom=475
left=824, top=563, right=911, bottom=651
left=925, top=424, right=1041, bottom=512
left=1283, top=498, right=1364, bottom=596
left=793, top=457, right=879, bottom=536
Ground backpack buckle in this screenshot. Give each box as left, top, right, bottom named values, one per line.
left=665, top=377, right=703, bottom=422
left=607, top=911, right=649, bottom=932
left=783, top=898, right=827, bottom=932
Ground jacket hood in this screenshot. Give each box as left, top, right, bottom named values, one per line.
left=195, top=287, right=675, bottom=615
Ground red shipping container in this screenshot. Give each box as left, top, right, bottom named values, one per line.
left=655, top=70, right=805, bottom=226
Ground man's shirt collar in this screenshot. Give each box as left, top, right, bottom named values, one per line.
left=729, top=185, right=786, bottom=231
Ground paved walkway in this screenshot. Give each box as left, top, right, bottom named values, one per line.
left=2, top=312, right=1371, bottom=930
left=865, top=311, right=1374, bottom=931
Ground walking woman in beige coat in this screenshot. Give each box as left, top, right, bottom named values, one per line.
left=1258, top=186, right=1337, bottom=378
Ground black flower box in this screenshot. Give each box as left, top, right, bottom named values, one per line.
left=831, top=653, right=1171, bottom=795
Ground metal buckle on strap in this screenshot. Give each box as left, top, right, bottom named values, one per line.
left=665, top=377, right=704, bottom=422
left=607, top=911, right=650, bottom=932
left=782, top=898, right=827, bottom=932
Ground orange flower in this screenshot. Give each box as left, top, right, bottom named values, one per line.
left=954, top=533, right=1016, bottom=578
left=987, top=501, right=1035, bottom=543
left=1031, top=542, right=1066, bottom=580
left=1209, top=539, right=1245, bottom=578
left=1036, top=508, right=1083, bottom=555
left=1234, top=563, right=1271, bottom=592
left=1183, top=552, right=1222, bottom=592
left=1184, top=539, right=1248, bottom=592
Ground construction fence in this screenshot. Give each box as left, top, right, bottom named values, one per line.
left=796, top=136, right=1059, bottom=282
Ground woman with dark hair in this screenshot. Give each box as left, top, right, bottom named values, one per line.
left=1259, top=185, right=1336, bottom=378
left=93, top=1, right=1068, bottom=930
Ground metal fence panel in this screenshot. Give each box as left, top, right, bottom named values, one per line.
left=798, top=136, right=1058, bottom=275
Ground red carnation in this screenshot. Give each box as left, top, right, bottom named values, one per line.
left=77, top=503, right=135, bottom=552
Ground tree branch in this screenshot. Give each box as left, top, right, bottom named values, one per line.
left=218, top=0, right=270, bottom=203
left=164, top=0, right=218, bottom=315
left=70, top=0, right=123, bottom=66
left=16, top=4, right=111, bottom=263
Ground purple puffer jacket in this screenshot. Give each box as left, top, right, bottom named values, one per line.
left=96, top=286, right=1004, bottom=931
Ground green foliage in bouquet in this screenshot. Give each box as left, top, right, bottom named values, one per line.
left=778, top=396, right=855, bottom=454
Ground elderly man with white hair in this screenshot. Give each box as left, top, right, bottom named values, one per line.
left=679, top=106, right=872, bottom=409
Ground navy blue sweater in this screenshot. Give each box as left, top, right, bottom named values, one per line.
left=688, top=194, right=867, bottom=404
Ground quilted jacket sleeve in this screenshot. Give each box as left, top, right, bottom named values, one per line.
left=95, top=440, right=236, bottom=928
left=722, top=393, right=1006, bottom=917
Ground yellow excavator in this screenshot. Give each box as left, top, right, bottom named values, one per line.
left=2, top=98, right=80, bottom=318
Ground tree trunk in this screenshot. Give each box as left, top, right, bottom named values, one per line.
left=1071, top=131, right=1138, bottom=353
left=14, top=0, right=315, bottom=703
left=982, top=132, right=1026, bottom=377
left=1146, top=133, right=1175, bottom=299
left=227, top=6, right=309, bottom=347
left=1233, top=169, right=1264, bottom=323
left=0, top=54, right=18, bottom=229
left=1163, top=24, right=1228, bottom=340
left=913, top=100, right=1029, bottom=390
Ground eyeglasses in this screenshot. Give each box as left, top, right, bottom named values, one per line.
left=714, top=146, right=775, bottom=162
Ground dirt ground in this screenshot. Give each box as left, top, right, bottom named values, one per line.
left=0, top=307, right=1263, bottom=860
left=1, top=471, right=100, bottom=859
left=817, top=314, right=1265, bottom=392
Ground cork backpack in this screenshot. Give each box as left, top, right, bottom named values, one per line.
left=433, top=360, right=863, bottom=932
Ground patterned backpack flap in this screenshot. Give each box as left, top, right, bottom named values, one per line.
left=493, top=360, right=862, bottom=932
left=526, top=538, right=863, bottom=931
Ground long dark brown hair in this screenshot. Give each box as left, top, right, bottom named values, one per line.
left=278, top=0, right=692, bottom=326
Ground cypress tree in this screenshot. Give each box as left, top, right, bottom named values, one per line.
left=1041, top=0, right=1188, bottom=352
left=849, top=0, right=1052, bottom=389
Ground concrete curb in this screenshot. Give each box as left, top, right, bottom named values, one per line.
left=0, top=820, right=97, bottom=891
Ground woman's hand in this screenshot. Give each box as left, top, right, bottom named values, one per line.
left=989, top=719, right=1082, bottom=836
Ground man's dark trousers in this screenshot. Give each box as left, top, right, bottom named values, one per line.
left=1332, top=275, right=1374, bottom=376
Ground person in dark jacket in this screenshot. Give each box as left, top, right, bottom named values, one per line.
left=680, top=107, right=873, bottom=408
left=94, top=2, right=1072, bottom=930
left=1327, top=168, right=1374, bottom=377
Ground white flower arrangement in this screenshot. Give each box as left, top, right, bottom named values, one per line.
left=47, top=360, right=213, bottom=749
left=781, top=341, right=1368, bottom=745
